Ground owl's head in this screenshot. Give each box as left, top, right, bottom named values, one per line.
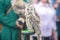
left=26, top=5, right=35, bottom=15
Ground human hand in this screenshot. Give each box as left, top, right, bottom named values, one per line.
left=16, top=21, right=23, bottom=29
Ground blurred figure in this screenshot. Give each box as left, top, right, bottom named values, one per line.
left=33, top=0, right=57, bottom=40
left=49, top=0, right=56, bottom=6
left=55, top=0, right=60, bottom=40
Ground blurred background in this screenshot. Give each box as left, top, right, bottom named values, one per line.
left=0, top=0, right=60, bottom=40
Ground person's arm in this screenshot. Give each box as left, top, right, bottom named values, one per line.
left=52, top=10, right=58, bottom=40
left=53, top=13, right=57, bottom=31
left=0, top=0, right=18, bottom=28
left=16, top=21, right=23, bottom=29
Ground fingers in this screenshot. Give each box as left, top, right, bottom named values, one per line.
left=16, top=21, right=23, bottom=29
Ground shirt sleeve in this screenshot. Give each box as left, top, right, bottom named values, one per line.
left=52, top=9, right=57, bottom=30
left=0, top=0, right=17, bottom=28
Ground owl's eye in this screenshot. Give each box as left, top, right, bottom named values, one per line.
left=27, top=9, right=29, bottom=11
left=31, top=9, right=33, bottom=11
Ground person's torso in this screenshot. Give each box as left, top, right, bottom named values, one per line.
left=34, top=2, right=56, bottom=37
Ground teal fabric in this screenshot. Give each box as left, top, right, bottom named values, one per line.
left=23, top=0, right=29, bottom=3
left=0, top=0, right=19, bottom=28
left=0, top=0, right=20, bottom=40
